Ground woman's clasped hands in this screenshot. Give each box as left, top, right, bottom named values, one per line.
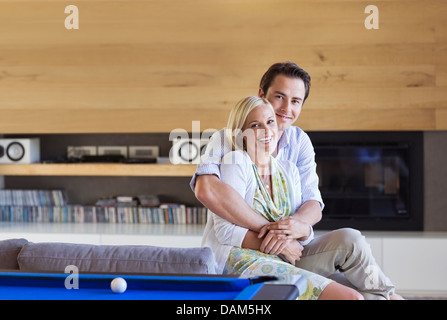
left=257, top=216, right=312, bottom=264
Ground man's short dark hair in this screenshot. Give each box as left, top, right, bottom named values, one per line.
left=259, top=62, right=311, bottom=103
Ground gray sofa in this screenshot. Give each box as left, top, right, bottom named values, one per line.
left=0, top=238, right=216, bottom=274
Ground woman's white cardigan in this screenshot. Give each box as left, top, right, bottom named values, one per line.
left=201, top=150, right=313, bottom=274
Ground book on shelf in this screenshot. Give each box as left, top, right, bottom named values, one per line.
left=0, top=189, right=67, bottom=207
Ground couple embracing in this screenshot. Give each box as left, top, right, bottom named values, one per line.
left=190, top=62, right=403, bottom=300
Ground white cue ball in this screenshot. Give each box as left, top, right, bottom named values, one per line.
left=111, top=277, right=127, bottom=294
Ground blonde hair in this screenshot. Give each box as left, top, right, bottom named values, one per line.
left=225, top=96, right=274, bottom=151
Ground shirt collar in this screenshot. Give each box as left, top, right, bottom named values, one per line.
left=277, top=127, right=291, bottom=151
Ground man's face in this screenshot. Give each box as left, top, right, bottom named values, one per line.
left=259, top=74, right=306, bottom=132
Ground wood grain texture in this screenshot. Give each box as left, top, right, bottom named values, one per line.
left=0, top=0, right=445, bottom=133
left=0, top=163, right=197, bottom=177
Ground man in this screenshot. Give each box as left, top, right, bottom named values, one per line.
left=190, top=62, right=401, bottom=299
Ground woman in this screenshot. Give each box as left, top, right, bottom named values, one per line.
left=202, top=96, right=363, bottom=300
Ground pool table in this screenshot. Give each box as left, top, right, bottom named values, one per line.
left=0, top=272, right=301, bottom=300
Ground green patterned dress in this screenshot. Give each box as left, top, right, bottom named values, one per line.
left=223, top=156, right=332, bottom=300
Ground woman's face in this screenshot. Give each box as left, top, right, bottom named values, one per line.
left=242, top=104, right=278, bottom=161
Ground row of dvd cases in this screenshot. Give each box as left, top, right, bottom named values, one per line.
left=0, top=204, right=208, bottom=225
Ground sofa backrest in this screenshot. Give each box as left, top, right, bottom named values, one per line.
left=0, top=238, right=28, bottom=270
left=17, top=242, right=216, bottom=274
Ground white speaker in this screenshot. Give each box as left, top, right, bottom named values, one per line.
left=0, top=138, right=40, bottom=164
left=170, top=138, right=209, bottom=164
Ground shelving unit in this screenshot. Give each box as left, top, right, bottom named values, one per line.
left=0, top=162, right=204, bottom=224
left=0, top=163, right=196, bottom=177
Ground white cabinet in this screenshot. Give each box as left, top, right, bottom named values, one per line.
left=382, top=237, right=447, bottom=293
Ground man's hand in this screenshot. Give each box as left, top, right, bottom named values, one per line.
left=258, top=216, right=311, bottom=241
left=279, top=240, right=304, bottom=265
left=259, top=229, right=291, bottom=255
left=258, top=229, right=304, bottom=264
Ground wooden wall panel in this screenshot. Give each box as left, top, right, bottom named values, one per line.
left=0, top=0, right=446, bottom=133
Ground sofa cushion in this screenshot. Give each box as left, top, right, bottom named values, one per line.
left=17, top=242, right=216, bottom=274
left=0, top=238, right=28, bottom=270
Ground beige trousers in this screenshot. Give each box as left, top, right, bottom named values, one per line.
left=295, top=228, right=396, bottom=300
